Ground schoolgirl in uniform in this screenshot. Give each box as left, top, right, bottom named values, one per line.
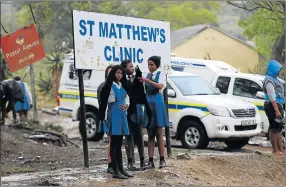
left=139, top=56, right=168, bottom=169
left=97, top=65, right=114, bottom=174
left=99, top=65, right=133, bottom=179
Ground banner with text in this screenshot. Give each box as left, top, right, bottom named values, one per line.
left=0, top=24, right=46, bottom=72
left=72, top=10, right=171, bottom=73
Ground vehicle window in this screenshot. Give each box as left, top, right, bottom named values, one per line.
left=216, top=76, right=231, bottom=94
left=68, top=64, right=92, bottom=80
left=170, top=76, right=220, bottom=96
left=233, top=78, right=263, bottom=99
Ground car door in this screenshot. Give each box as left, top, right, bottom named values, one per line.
left=166, top=82, right=177, bottom=129
left=231, top=77, right=264, bottom=107
left=231, top=77, right=269, bottom=132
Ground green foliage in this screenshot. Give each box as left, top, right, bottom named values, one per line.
left=44, top=52, right=64, bottom=72
left=14, top=1, right=219, bottom=51
left=0, top=51, right=12, bottom=82
left=127, top=1, right=220, bottom=30
left=239, top=8, right=283, bottom=58
left=37, top=72, right=53, bottom=97
left=228, top=1, right=284, bottom=74
left=39, top=52, right=64, bottom=98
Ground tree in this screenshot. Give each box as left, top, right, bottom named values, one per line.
left=43, top=51, right=64, bottom=98
left=15, top=1, right=220, bottom=51
left=126, top=1, right=220, bottom=30
left=15, top=1, right=128, bottom=52
left=0, top=51, right=12, bottom=82
left=227, top=1, right=284, bottom=62
left=37, top=71, right=53, bottom=97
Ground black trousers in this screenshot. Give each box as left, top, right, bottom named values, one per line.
left=125, top=116, right=144, bottom=163
left=110, top=135, right=124, bottom=174
left=264, top=102, right=284, bottom=133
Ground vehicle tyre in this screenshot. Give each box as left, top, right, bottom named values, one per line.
left=79, top=111, right=104, bottom=141
left=224, top=138, right=249, bottom=149
left=180, top=120, right=209, bottom=149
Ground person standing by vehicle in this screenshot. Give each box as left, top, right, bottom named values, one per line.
left=13, top=76, right=32, bottom=123
left=138, top=56, right=168, bottom=169
left=263, top=60, right=285, bottom=155
left=121, top=60, right=148, bottom=171
left=97, top=65, right=114, bottom=174
left=99, top=65, right=133, bottom=179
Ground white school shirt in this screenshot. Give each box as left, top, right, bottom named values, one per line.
left=143, top=70, right=166, bottom=93
left=126, top=71, right=136, bottom=82
left=104, top=82, right=129, bottom=120
left=107, top=81, right=130, bottom=105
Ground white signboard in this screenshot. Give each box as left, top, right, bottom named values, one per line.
left=72, top=10, right=171, bottom=73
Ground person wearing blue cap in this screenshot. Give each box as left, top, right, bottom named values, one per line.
left=263, top=59, right=285, bottom=155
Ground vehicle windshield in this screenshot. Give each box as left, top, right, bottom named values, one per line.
left=169, top=76, right=220, bottom=96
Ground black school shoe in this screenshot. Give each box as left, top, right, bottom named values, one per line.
left=106, top=166, right=113, bottom=174
left=113, top=172, right=128, bottom=179
left=140, top=162, right=148, bottom=171
left=147, top=161, right=155, bottom=169
left=159, top=160, right=167, bottom=169
left=119, top=166, right=134, bottom=178
left=126, top=162, right=140, bottom=171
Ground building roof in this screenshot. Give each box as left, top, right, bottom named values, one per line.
left=171, top=24, right=256, bottom=50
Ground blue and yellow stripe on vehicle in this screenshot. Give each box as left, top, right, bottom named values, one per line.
left=168, top=101, right=210, bottom=114
left=59, top=91, right=97, bottom=102
left=252, top=102, right=265, bottom=114
left=59, top=91, right=211, bottom=114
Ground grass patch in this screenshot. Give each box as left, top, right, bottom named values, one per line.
left=3, top=165, right=36, bottom=175
left=15, top=120, right=63, bottom=133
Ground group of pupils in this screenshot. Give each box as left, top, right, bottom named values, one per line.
left=97, top=56, right=169, bottom=179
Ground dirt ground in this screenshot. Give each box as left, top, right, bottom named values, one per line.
left=1, top=113, right=286, bottom=186
left=84, top=155, right=284, bottom=186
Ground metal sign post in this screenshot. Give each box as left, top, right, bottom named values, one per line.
left=72, top=10, right=89, bottom=168
left=29, top=65, right=37, bottom=121
left=77, top=69, right=89, bottom=168
left=164, top=75, right=172, bottom=158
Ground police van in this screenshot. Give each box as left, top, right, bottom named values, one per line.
left=171, top=57, right=285, bottom=139
left=58, top=52, right=262, bottom=149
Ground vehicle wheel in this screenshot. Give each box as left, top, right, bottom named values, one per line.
left=224, top=138, right=249, bottom=149
left=79, top=112, right=104, bottom=141
left=180, top=120, right=209, bottom=149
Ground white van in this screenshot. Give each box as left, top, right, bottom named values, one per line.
left=171, top=57, right=285, bottom=137
left=58, top=53, right=262, bottom=149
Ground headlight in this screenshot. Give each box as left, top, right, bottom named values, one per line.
left=207, top=106, right=230, bottom=117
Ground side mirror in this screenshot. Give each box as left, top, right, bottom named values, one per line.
left=168, top=89, right=176, bottom=98
left=256, top=91, right=265, bottom=99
